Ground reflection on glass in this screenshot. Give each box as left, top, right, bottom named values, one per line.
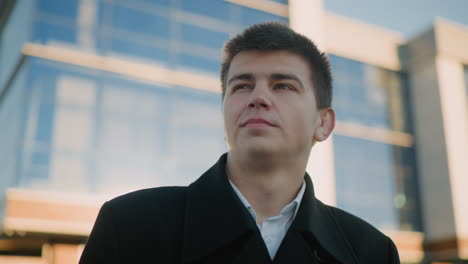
left=109, top=35, right=169, bottom=64
left=177, top=53, right=220, bottom=73
left=110, top=4, right=170, bottom=38
left=333, top=135, right=421, bottom=231
left=33, top=0, right=99, bottom=49
left=240, top=8, right=287, bottom=28
left=37, top=0, right=79, bottom=19
left=16, top=58, right=226, bottom=195
left=0, top=63, right=28, bottom=194
left=180, top=0, right=231, bottom=21
left=329, top=55, right=411, bottom=133
left=35, top=103, right=55, bottom=142
left=32, top=21, right=77, bottom=45
left=180, top=23, right=230, bottom=50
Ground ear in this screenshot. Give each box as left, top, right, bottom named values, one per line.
left=313, top=108, right=335, bottom=142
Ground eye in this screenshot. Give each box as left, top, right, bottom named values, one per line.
left=275, top=83, right=294, bottom=91
left=232, top=84, right=251, bottom=92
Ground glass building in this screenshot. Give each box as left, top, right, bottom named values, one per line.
left=1, top=0, right=468, bottom=263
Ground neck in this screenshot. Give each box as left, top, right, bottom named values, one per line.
left=226, top=150, right=307, bottom=225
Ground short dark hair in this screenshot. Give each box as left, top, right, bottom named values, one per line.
left=220, top=22, right=332, bottom=109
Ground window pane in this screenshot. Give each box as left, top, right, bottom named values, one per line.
left=34, top=0, right=99, bottom=48
left=180, top=0, right=230, bottom=21
left=180, top=23, right=229, bottom=50
left=18, top=58, right=100, bottom=191
left=35, top=103, right=55, bottom=142
left=0, top=61, right=28, bottom=192
left=178, top=53, right=220, bottom=73
left=110, top=35, right=169, bottom=63
left=330, top=55, right=411, bottom=132
left=32, top=20, right=77, bottom=44
left=28, top=61, right=57, bottom=145
left=110, top=4, right=170, bottom=38
left=333, top=135, right=421, bottom=231
left=164, top=86, right=225, bottom=185
left=37, top=0, right=79, bottom=19
left=392, top=146, right=421, bottom=231
left=240, top=7, right=287, bottom=27
left=30, top=151, right=51, bottom=180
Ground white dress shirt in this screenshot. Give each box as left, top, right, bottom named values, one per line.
left=229, top=179, right=306, bottom=260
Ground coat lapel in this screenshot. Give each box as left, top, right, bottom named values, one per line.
left=181, top=153, right=270, bottom=263
left=290, top=173, right=359, bottom=264
left=230, top=232, right=272, bottom=264
left=273, top=229, right=317, bottom=264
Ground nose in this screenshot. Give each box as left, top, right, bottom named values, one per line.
left=248, top=86, right=271, bottom=110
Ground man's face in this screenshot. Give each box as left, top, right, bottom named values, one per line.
left=223, top=50, right=323, bottom=158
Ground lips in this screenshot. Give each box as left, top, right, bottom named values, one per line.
left=242, top=118, right=274, bottom=127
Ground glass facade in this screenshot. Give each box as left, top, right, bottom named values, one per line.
left=16, top=57, right=226, bottom=194
left=330, top=55, right=421, bottom=231
left=0, top=59, right=28, bottom=200
left=31, top=0, right=287, bottom=74
left=333, top=135, right=420, bottom=231
left=329, top=55, right=412, bottom=133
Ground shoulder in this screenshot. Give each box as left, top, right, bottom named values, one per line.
left=81, top=187, right=188, bottom=263
left=319, top=201, right=400, bottom=263
left=108, top=186, right=187, bottom=208
left=102, top=186, right=187, bottom=228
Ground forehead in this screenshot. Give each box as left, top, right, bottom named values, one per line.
left=227, top=50, right=312, bottom=80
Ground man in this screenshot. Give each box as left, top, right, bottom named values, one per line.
left=80, top=22, right=400, bottom=264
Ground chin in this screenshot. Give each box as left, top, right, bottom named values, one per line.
left=244, top=143, right=278, bottom=158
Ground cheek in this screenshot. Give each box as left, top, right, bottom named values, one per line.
left=291, top=106, right=317, bottom=136
left=223, top=100, right=241, bottom=128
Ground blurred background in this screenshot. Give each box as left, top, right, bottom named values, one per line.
left=0, top=0, right=467, bottom=263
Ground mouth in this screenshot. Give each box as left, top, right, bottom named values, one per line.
left=242, top=118, right=275, bottom=127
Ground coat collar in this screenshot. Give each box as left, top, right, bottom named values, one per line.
left=182, top=153, right=358, bottom=264
left=182, top=153, right=263, bottom=263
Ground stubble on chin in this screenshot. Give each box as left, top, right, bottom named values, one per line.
left=243, top=141, right=278, bottom=164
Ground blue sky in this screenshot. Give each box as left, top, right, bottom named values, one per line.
left=324, top=0, right=468, bottom=38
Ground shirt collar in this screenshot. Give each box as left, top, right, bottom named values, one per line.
left=229, top=179, right=306, bottom=221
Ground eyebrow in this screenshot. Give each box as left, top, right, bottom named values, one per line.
left=227, top=73, right=254, bottom=86
left=227, top=73, right=304, bottom=88
left=270, top=73, right=304, bottom=88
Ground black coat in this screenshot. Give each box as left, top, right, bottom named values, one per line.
left=79, top=153, right=399, bottom=264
